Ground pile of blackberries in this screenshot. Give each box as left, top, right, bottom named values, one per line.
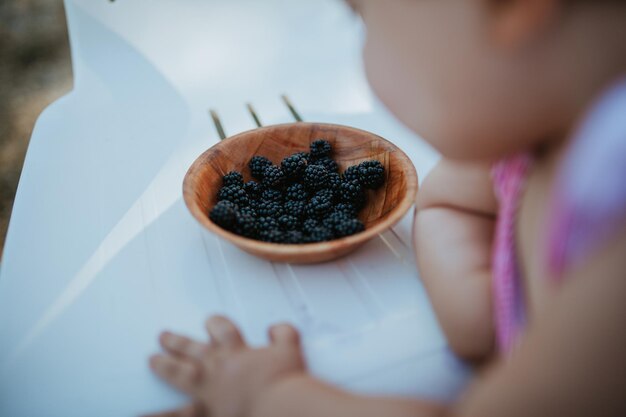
left=209, top=139, right=385, bottom=244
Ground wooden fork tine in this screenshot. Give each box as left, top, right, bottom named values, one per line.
left=281, top=94, right=303, bottom=122
left=209, top=109, right=227, bottom=140
left=246, top=103, right=263, bottom=128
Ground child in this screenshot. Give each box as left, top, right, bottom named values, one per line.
left=144, top=0, right=626, bottom=415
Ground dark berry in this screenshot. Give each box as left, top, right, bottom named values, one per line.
left=358, top=160, right=385, bottom=189
left=281, top=154, right=308, bottom=180
left=209, top=201, right=237, bottom=229
left=259, top=229, right=284, bottom=243
left=278, top=215, right=300, bottom=231
left=303, top=164, right=330, bottom=191
left=307, top=226, right=334, bottom=243
left=334, top=202, right=358, bottom=217
left=233, top=211, right=258, bottom=238
left=294, top=151, right=310, bottom=161
left=343, top=165, right=361, bottom=184
left=325, top=172, right=342, bottom=193
left=285, top=183, right=308, bottom=201
left=284, top=200, right=306, bottom=219
left=315, top=189, right=335, bottom=204
left=257, top=216, right=279, bottom=232
left=238, top=206, right=257, bottom=217
left=322, top=210, right=352, bottom=231
left=323, top=211, right=364, bottom=237
left=261, top=188, right=283, bottom=203
left=244, top=181, right=263, bottom=200
left=334, top=218, right=365, bottom=238
left=338, top=180, right=366, bottom=209
left=249, top=156, right=272, bottom=179
left=311, top=156, right=338, bottom=173
left=283, top=230, right=305, bottom=244
left=218, top=185, right=250, bottom=207
left=310, top=139, right=332, bottom=158
left=256, top=200, right=284, bottom=218
left=302, top=218, right=320, bottom=234
left=222, top=171, right=244, bottom=187
left=214, top=148, right=374, bottom=243
left=250, top=198, right=261, bottom=211
left=306, top=191, right=334, bottom=219
left=262, top=165, right=285, bottom=189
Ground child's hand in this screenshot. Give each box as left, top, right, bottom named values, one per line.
left=144, top=316, right=306, bottom=417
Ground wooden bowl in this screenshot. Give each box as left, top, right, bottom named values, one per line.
left=183, top=122, right=418, bottom=264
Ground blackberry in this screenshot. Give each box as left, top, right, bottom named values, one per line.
left=310, top=139, right=332, bottom=158
left=326, top=172, right=342, bottom=192
left=250, top=198, right=261, bottom=211
left=335, top=218, right=365, bottom=238
left=238, top=206, right=257, bottom=218
left=278, top=215, right=300, bottom=231
left=322, top=210, right=352, bottom=231
left=213, top=147, right=374, bottom=243
left=338, top=180, right=366, bottom=209
left=283, top=230, right=305, bottom=244
left=233, top=211, right=258, bottom=238
left=315, top=189, right=335, bottom=204
left=209, top=201, right=237, bottom=229
left=302, top=218, right=320, bottom=234
left=262, top=165, right=285, bottom=189
left=259, top=229, right=284, bottom=243
left=358, top=160, right=385, bottom=189
left=306, top=226, right=334, bottom=243
left=249, top=156, right=272, bottom=179
left=334, top=202, right=358, bottom=217
left=256, top=200, right=284, bottom=218
left=311, top=156, right=338, bottom=173
left=218, top=185, right=250, bottom=207
left=244, top=180, right=263, bottom=200
left=306, top=190, right=334, bottom=219
left=294, top=151, right=310, bottom=161
left=261, top=188, right=283, bottom=203
left=222, top=171, right=244, bottom=187
left=257, top=216, right=279, bottom=232
left=281, top=154, right=308, bottom=180
left=343, top=165, right=361, bottom=184
left=285, top=183, right=308, bottom=201
left=284, top=200, right=306, bottom=219
left=303, top=164, right=330, bottom=191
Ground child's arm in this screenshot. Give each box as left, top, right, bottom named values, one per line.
left=455, top=231, right=626, bottom=417
left=146, top=233, right=626, bottom=417
left=255, top=233, right=626, bottom=417
left=413, top=159, right=498, bottom=360
left=253, top=374, right=445, bottom=417
left=145, top=318, right=446, bottom=417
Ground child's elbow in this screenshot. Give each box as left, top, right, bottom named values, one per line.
left=443, top=314, right=495, bottom=362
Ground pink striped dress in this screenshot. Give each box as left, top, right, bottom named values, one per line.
left=491, top=77, right=626, bottom=354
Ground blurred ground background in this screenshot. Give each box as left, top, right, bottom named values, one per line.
left=0, top=0, right=72, bottom=258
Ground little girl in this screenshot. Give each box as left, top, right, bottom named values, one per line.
left=144, top=0, right=626, bottom=416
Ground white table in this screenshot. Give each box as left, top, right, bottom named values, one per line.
left=0, top=1, right=470, bottom=416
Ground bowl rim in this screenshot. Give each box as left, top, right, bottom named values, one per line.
left=182, top=122, right=418, bottom=258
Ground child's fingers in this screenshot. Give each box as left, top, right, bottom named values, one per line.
left=140, top=402, right=206, bottom=417
left=205, top=315, right=245, bottom=350
left=149, top=354, right=202, bottom=395
left=268, top=323, right=300, bottom=348
left=159, top=331, right=208, bottom=361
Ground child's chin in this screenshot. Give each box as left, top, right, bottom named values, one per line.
left=427, top=130, right=507, bottom=162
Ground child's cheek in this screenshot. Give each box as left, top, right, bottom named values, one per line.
left=362, top=34, right=410, bottom=119
left=361, top=36, right=438, bottom=148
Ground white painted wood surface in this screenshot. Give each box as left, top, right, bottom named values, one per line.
left=0, top=1, right=470, bottom=416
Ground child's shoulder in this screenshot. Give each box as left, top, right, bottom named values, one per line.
left=547, top=77, right=626, bottom=279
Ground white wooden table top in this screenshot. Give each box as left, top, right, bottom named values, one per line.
left=0, top=1, right=470, bottom=416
